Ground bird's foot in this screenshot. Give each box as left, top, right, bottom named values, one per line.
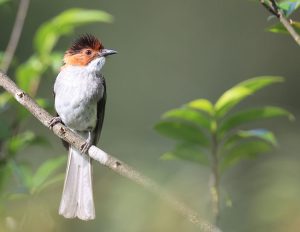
left=80, top=140, right=92, bottom=154
left=48, top=116, right=62, bottom=129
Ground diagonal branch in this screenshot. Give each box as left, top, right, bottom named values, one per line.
left=260, top=0, right=300, bottom=46
left=0, top=71, right=222, bottom=232
left=1, top=0, right=30, bottom=73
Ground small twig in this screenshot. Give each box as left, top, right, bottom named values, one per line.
left=0, top=71, right=222, bottom=232
left=1, top=0, right=30, bottom=73
left=259, top=0, right=300, bottom=46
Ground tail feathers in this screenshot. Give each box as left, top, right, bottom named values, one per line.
left=59, top=146, right=95, bottom=220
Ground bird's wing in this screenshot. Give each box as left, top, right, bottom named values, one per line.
left=93, top=75, right=106, bottom=145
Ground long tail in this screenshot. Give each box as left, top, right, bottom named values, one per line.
left=59, top=145, right=95, bottom=220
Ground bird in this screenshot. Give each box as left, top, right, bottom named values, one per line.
left=49, top=34, right=117, bottom=220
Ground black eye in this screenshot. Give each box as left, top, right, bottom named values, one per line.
left=85, top=50, right=92, bottom=55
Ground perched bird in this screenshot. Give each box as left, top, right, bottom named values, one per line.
left=49, top=34, right=117, bottom=220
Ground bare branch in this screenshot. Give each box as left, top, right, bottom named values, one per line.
left=259, top=0, right=300, bottom=46
left=1, top=0, right=30, bottom=73
left=0, top=71, right=222, bottom=232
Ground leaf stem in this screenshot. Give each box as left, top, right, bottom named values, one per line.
left=1, top=0, right=30, bottom=73
left=210, top=121, right=220, bottom=224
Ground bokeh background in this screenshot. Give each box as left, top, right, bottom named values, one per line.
left=1, top=0, right=300, bottom=231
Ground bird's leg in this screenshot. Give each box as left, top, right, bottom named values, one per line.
left=80, top=130, right=93, bottom=154
left=48, top=116, right=62, bottom=128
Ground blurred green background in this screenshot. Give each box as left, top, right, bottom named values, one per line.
left=1, top=0, right=300, bottom=232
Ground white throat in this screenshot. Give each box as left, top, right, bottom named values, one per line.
left=86, top=57, right=106, bottom=74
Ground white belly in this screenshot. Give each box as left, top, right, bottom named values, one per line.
left=54, top=66, right=103, bottom=131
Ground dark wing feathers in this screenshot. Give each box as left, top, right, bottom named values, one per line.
left=93, top=76, right=106, bottom=145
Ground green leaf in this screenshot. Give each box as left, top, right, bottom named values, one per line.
left=0, top=0, right=10, bottom=5
left=155, top=121, right=209, bottom=146
left=187, top=98, right=214, bottom=116
left=215, top=76, right=284, bottom=117
left=161, top=143, right=209, bottom=165
left=35, top=173, right=65, bottom=194
left=34, top=8, right=113, bottom=57
left=36, top=98, right=51, bottom=109
left=7, top=131, right=48, bottom=156
left=0, top=118, right=11, bottom=139
left=0, top=92, right=12, bottom=110
left=31, top=156, right=66, bottom=193
left=9, top=161, right=33, bottom=191
left=49, top=51, right=63, bottom=72
left=221, top=140, right=273, bottom=170
left=224, top=129, right=277, bottom=149
left=162, top=108, right=211, bottom=130
left=278, top=0, right=300, bottom=15
left=16, top=55, right=44, bottom=95
left=219, top=106, right=293, bottom=135
left=268, top=21, right=300, bottom=34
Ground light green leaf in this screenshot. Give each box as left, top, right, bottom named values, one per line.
left=35, top=173, right=65, bottom=194
left=0, top=0, right=10, bottom=5
left=219, top=106, right=293, bottom=135
left=49, top=51, right=63, bottom=72
left=221, top=140, right=273, bottom=170
left=224, top=129, right=277, bottom=149
left=162, top=108, right=211, bottom=130
left=31, top=156, right=66, bottom=193
left=187, top=98, right=214, bottom=116
left=35, top=8, right=113, bottom=57
left=161, top=143, right=209, bottom=165
left=268, top=21, right=300, bottom=34
left=16, top=55, right=44, bottom=95
left=155, top=121, right=209, bottom=146
left=215, top=76, right=284, bottom=117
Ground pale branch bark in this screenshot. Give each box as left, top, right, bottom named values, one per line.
left=260, top=0, right=300, bottom=46
left=1, top=0, right=30, bottom=72
left=0, top=71, right=222, bottom=232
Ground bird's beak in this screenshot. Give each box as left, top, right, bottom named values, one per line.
left=100, top=49, right=117, bottom=57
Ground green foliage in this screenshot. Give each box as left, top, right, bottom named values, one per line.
left=8, top=156, right=66, bottom=197
left=155, top=76, right=293, bottom=170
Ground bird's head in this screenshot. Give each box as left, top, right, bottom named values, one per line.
left=63, top=34, right=117, bottom=72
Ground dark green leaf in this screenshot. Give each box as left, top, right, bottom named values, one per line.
left=224, top=129, right=277, bottom=149
left=155, top=121, right=209, bottom=146
left=7, top=131, right=48, bottom=156
left=9, top=161, right=33, bottom=190
left=31, top=156, right=66, bottom=193
left=219, top=106, right=293, bottom=135
left=221, top=140, right=273, bottom=170
left=162, top=108, right=211, bottom=130
left=0, top=92, right=12, bottom=110
left=215, top=76, right=284, bottom=117
left=187, top=98, right=214, bottom=116
left=35, top=8, right=113, bottom=57
left=0, top=118, right=11, bottom=139
left=161, top=143, right=209, bottom=165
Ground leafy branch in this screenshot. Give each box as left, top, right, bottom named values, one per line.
left=155, top=76, right=293, bottom=224
left=260, top=0, right=300, bottom=45
left=0, top=71, right=222, bottom=232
